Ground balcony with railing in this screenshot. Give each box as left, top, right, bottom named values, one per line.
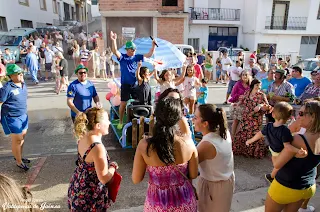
left=189, top=7, right=240, bottom=23
left=265, top=16, right=307, bottom=30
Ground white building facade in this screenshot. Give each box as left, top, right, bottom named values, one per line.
left=188, top=0, right=320, bottom=58
left=0, top=0, right=77, bottom=31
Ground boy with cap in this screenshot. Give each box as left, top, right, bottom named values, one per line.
left=67, top=64, right=101, bottom=123
left=110, top=31, right=156, bottom=129
left=0, top=64, right=30, bottom=171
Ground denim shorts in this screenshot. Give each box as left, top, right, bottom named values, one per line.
left=227, top=80, right=238, bottom=94
left=1, top=114, right=28, bottom=135
left=216, top=69, right=221, bottom=79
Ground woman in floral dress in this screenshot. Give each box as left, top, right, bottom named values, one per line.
left=233, top=79, right=272, bottom=159
left=68, top=108, right=119, bottom=211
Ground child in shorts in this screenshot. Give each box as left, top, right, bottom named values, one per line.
left=216, top=60, right=222, bottom=84
left=246, top=101, right=307, bottom=183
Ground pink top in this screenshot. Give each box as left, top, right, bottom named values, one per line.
left=194, top=64, right=202, bottom=79
left=0, top=63, right=5, bottom=77
left=229, top=80, right=250, bottom=103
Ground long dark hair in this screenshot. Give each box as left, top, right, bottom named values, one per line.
left=159, top=69, right=169, bottom=81
left=249, top=79, right=261, bottom=95
left=158, top=88, right=184, bottom=111
left=147, top=97, right=182, bottom=164
left=198, top=104, right=228, bottom=140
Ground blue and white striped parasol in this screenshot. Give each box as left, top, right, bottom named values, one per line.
left=112, top=37, right=186, bottom=71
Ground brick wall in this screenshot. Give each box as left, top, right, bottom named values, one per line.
left=99, top=0, right=184, bottom=12
left=157, top=17, right=184, bottom=44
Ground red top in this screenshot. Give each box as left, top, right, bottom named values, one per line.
left=194, top=64, right=202, bottom=79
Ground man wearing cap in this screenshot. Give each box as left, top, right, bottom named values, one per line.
left=110, top=31, right=156, bottom=129
left=0, top=64, right=30, bottom=171
left=266, top=69, right=295, bottom=122
left=26, top=47, right=39, bottom=85
left=67, top=64, right=101, bottom=122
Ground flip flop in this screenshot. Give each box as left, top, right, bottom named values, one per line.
left=16, top=163, right=29, bottom=171
left=14, top=157, right=31, bottom=163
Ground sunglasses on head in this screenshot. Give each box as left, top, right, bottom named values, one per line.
left=78, top=72, right=87, bottom=75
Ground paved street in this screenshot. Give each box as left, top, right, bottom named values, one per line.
left=0, top=61, right=320, bottom=211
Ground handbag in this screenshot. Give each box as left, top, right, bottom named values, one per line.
left=108, top=171, right=122, bottom=203
left=174, top=164, right=199, bottom=200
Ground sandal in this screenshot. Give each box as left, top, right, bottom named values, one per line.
left=16, top=163, right=29, bottom=171
left=14, top=157, right=31, bottom=163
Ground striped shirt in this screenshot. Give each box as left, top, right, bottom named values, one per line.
left=79, top=49, right=91, bottom=62
left=267, top=81, right=295, bottom=105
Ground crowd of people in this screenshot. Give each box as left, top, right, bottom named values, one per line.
left=0, top=29, right=320, bottom=211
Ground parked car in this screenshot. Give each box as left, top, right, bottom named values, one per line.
left=57, top=21, right=83, bottom=33
left=175, top=44, right=194, bottom=56
left=0, top=28, right=37, bottom=62
left=217, top=47, right=243, bottom=56
left=36, top=26, right=61, bottom=37
left=291, top=58, right=319, bottom=79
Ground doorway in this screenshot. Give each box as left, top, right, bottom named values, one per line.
left=300, top=36, right=318, bottom=59
left=271, top=1, right=289, bottom=30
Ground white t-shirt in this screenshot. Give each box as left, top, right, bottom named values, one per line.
left=221, top=57, right=233, bottom=71
left=227, top=66, right=243, bottom=81
left=34, top=38, right=42, bottom=49
left=44, top=49, right=54, bottom=63
left=198, top=132, right=234, bottom=181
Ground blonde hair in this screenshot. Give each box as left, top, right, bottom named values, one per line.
left=74, top=108, right=106, bottom=139
left=304, top=100, right=320, bottom=134
left=0, top=174, right=39, bottom=211
left=273, top=102, right=293, bottom=122
left=240, top=70, right=252, bottom=85
left=56, top=52, right=64, bottom=59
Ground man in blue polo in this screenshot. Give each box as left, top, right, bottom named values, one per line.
left=110, top=31, right=156, bottom=129
left=0, top=64, right=30, bottom=171
left=67, top=64, right=101, bottom=122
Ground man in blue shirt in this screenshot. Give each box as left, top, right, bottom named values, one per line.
left=0, top=64, right=30, bottom=171
left=67, top=64, right=101, bottom=123
left=26, top=47, right=39, bottom=85
left=110, top=31, right=156, bottom=129
left=3, top=48, right=16, bottom=65
left=288, top=66, right=312, bottom=97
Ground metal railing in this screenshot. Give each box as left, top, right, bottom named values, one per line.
left=189, top=7, right=240, bottom=21
left=265, top=16, right=307, bottom=30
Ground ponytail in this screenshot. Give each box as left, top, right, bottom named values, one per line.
left=216, top=108, right=228, bottom=140
left=198, top=104, right=228, bottom=140
left=74, top=112, right=88, bottom=139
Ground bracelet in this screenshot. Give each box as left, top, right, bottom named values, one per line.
left=109, top=162, right=118, bottom=169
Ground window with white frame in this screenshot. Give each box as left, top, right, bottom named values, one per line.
left=39, top=0, right=47, bottom=10
left=18, top=0, right=29, bottom=6
left=52, top=0, right=57, bottom=14
left=188, top=38, right=200, bottom=52
left=317, top=3, right=320, bottom=19
left=0, top=17, right=8, bottom=31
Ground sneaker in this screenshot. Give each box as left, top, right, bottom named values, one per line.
left=117, top=123, right=123, bottom=130
left=16, top=163, right=29, bottom=171
left=14, top=157, right=31, bottom=163
left=298, top=205, right=315, bottom=212
left=265, top=174, right=274, bottom=183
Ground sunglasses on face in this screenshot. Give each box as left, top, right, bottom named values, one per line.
left=78, top=72, right=87, bottom=75
left=311, top=73, right=318, bottom=76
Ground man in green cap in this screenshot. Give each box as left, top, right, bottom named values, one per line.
left=0, top=64, right=30, bottom=171
left=67, top=64, right=102, bottom=122
left=110, top=31, right=156, bottom=129
left=266, top=69, right=295, bottom=122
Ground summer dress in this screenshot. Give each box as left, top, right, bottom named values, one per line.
left=68, top=142, right=111, bottom=211
left=144, top=163, right=197, bottom=212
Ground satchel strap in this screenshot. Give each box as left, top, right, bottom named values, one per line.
left=173, top=164, right=189, bottom=181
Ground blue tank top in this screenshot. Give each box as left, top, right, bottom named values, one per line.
left=276, top=134, right=320, bottom=189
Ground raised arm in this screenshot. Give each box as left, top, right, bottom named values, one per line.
left=154, top=69, right=162, bottom=84
left=110, top=31, right=121, bottom=59
left=174, top=63, right=187, bottom=84
left=144, top=40, right=156, bottom=58
left=136, top=60, right=143, bottom=84
left=246, top=131, right=263, bottom=145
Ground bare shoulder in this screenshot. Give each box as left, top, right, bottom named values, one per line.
left=137, top=138, right=148, bottom=153
left=292, top=134, right=306, bottom=149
